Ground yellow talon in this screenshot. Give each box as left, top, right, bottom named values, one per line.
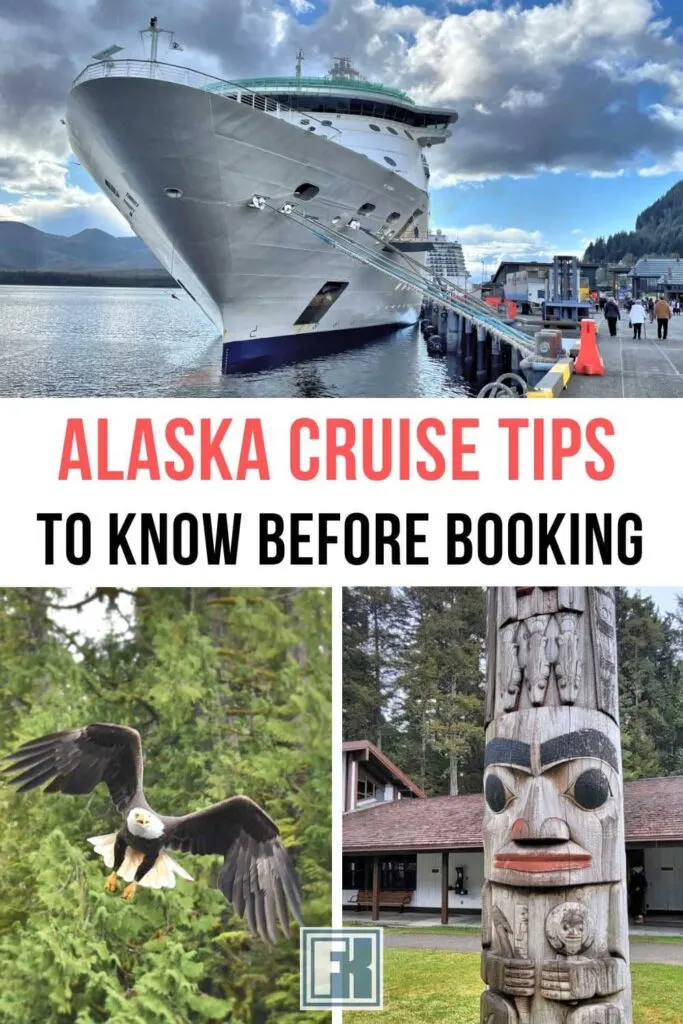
left=122, top=881, right=138, bottom=902
left=105, top=871, right=119, bottom=893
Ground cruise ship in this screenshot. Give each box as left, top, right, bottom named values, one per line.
left=426, top=230, right=469, bottom=291
left=66, top=22, right=458, bottom=366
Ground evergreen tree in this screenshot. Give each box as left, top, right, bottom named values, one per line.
left=0, top=587, right=331, bottom=1024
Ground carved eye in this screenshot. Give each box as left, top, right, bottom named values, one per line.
left=570, top=768, right=611, bottom=810
left=485, top=774, right=509, bottom=813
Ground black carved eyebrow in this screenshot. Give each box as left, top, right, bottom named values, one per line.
left=540, top=729, right=619, bottom=772
left=484, top=738, right=531, bottom=770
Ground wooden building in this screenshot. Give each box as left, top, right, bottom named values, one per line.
left=342, top=748, right=683, bottom=922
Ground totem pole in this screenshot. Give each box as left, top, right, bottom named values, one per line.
left=481, top=587, right=631, bottom=1024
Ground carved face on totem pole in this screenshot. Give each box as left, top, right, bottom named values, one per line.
left=482, top=706, right=624, bottom=888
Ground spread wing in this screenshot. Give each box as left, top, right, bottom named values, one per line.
left=162, top=796, right=302, bottom=942
left=3, top=724, right=144, bottom=814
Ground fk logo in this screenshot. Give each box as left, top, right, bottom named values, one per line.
left=300, top=928, right=383, bottom=1009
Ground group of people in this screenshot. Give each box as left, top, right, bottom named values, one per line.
left=602, top=294, right=678, bottom=340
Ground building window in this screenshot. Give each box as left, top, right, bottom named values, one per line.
left=380, top=855, right=417, bottom=890
left=343, top=856, right=369, bottom=889
left=357, top=776, right=376, bottom=800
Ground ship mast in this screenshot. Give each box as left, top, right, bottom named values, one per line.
left=140, top=16, right=176, bottom=63
left=295, top=49, right=305, bottom=87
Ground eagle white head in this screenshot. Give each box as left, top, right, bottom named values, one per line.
left=126, top=806, right=164, bottom=840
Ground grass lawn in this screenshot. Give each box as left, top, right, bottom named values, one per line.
left=345, top=950, right=683, bottom=1023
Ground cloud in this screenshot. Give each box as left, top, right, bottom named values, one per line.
left=1, top=0, right=683, bottom=230
left=432, top=223, right=578, bottom=267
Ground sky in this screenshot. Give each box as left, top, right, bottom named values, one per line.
left=1, top=0, right=683, bottom=272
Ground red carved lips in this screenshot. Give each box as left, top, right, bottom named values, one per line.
left=494, top=848, right=592, bottom=873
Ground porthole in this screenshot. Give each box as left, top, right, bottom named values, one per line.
left=405, top=129, right=414, bottom=140
left=386, top=126, right=398, bottom=135
left=300, top=118, right=310, bottom=125
left=321, top=120, right=333, bottom=126
left=293, top=182, right=320, bottom=201
left=164, top=187, right=183, bottom=199
left=308, top=126, right=316, bottom=131
left=384, top=156, right=397, bottom=167
left=386, top=211, right=401, bottom=222
left=369, top=124, right=381, bottom=132
left=358, top=202, right=376, bottom=215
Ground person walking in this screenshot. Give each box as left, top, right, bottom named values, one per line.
left=628, top=865, right=648, bottom=925
left=629, top=298, right=645, bottom=340
left=603, top=296, right=620, bottom=337
left=654, top=295, right=672, bottom=339
left=648, top=297, right=655, bottom=322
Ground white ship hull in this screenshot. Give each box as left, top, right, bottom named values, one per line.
left=67, top=69, right=428, bottom=365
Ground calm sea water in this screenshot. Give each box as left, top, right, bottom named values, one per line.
left=0, top=286, right=470, bottom=398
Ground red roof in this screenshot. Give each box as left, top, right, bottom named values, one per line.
left=343, top=776, right=683, bottom=852
left=343, top=740, right=427, bottom=798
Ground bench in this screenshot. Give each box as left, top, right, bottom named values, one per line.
left=353, top=889, right=412, bottom=912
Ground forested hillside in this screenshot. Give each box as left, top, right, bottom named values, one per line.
left=583, top=180, right=683, bottom=264
left=0, top=587, right=331, bottom=1024
left=343, top=587, right=683, bottom=795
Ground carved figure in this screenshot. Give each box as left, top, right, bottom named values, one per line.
left=482, top=588, right=631, bottom=1024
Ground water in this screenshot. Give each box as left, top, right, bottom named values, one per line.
left=0, top=286, right=470, bottom=398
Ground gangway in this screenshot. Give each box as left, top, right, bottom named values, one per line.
left=264, top=200, right=536, bottom=356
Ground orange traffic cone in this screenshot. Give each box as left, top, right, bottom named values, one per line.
left=575, top=318, right=604, bottom=376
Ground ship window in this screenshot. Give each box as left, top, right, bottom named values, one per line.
left=405, top=129, right=414, bottom=140
left=369, top=124, right=381, bottom=132
left=358, top=203, right=376, bottom=215
left=293, top=183, right=319, bottom=201
left=321, top=120, right=333, bottom=126
left=164, top=187, right=184, bottom=199
left=104, top=179, right=120, bottom=198
left=125, top=192, right=139, bottom=207
left=384, top=156, right=397, bottom=167
left=308, top=126, right=316, bottom=131
left=300, top=118, right=310, bottom=125
left=294, top=281, right=349, bottom=325
left=386, top=126, right=398, bottom=135
left=240, top=94, right=254, bottom=106
left=386, top=211, right=401, bottom=222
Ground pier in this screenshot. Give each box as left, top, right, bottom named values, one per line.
left=564, top=312, right=683, bottom=397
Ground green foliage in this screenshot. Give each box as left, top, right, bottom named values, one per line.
left=583, top=180, right=683, bottom=264
left=0, top=588, right=331, bottom=1024
left=343, top=588, right=683, bottom=796
left=343, top=588, right=486, bottom=795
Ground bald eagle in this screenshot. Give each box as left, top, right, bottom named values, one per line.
left=4, top=724, right=302, bottom=943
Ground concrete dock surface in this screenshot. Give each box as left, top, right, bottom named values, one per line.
left=566, top=309, right=683, bottom=397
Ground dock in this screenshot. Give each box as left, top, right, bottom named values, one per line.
left=565, top=313, right=683, bottom=398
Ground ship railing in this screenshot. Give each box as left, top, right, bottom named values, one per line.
left=71, top=60, right=342, bottom=139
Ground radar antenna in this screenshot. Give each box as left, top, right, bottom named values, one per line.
left=328, top=56, right=364, bottom=81
left=140, top=15, right=179, bottom=63
left=295, top=49, right=305, bottom=85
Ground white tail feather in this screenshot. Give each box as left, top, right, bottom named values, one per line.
left=87, top=833, right=194, bottom=889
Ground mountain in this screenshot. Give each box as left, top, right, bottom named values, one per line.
left=583, top=181, right=683, bottom=264
left=0, top=222, right=161, bottom=271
